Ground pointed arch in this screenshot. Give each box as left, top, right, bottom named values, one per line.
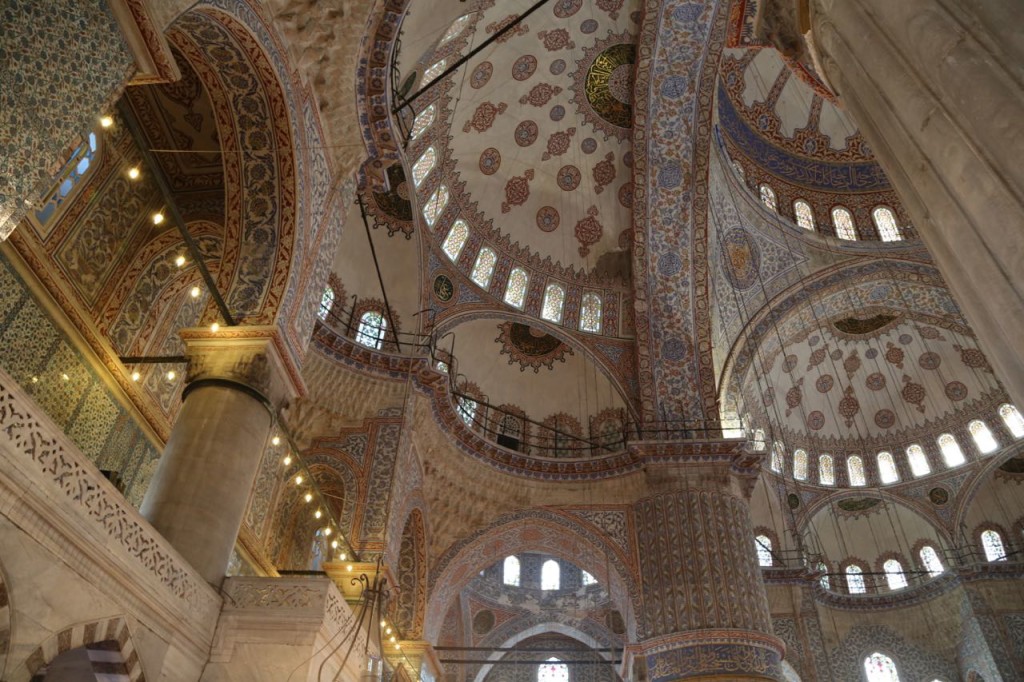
left=12, top=616, right=145, bottom=682
left=424, top=510, right=640, bottom=642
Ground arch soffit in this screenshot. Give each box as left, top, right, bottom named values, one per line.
left=716, top=257, right=959, bottom=404
left=9, top=615, right=144, bottom=682
left=952, top=447, right=1024, bottom=534
left=472, top=624, right=614, bottom=682
left=433, top=310, right=639, bottom=420
left=424, top=509, right=640, bottom=642
left=799, top=490, right=954, bottom=549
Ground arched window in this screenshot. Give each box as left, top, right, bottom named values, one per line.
left=311, top=528, right=326, bottom=570
left=503, top=556, right=520, bottom=586
left=318, top=286, right=335, bottom=321
left=832, top=206, right=857, bottom=240
left=442, top=219, right=469, bottom=261
left=817, top=562, right=830, bottom=590
left=541, top=283, right=566, bottom=323
left=755, top=534, right=773, bottom=567
left=794, top=449, right=808, bottom=480
left=819, top=454, right=835, bottom=485
left=864, top=652, right=901, bottom=682
left=877, top=451, right=899, bottom=484
left=793, top=199, right=816, bottom=230
left=759, top=184, right=777, bottom=212
left=999, top=404, right=1024, bottom=438
left=581, top=570, right=597, bottom=586
left=439, top=15, right=471, bottom=44
left=847, top=455, right=866, bottom=486
left=541, top=559, right=560, bottom=590
left=422, top=59, right=447, bottom=86
left=457, top=395, right=478, bottom=427
left=968, top=420, right=999, bottom=454
left=504, top=267, right=529, bottom=308
left=919, top=545, right=944, bottom=577
left=356, top=311, right=387, bottom=349
left=579, top=293, right=602, bottom=333
left=937, top=433, right=966, bottom=467
left=883, top=559, right=908, bottom=590
left=906, top=444, right=931, bottom=477
left=423, top=184, right=449, bottom=227
left=751, top=429, right=766, bottom=451
left=872, top=206, right=902, bottom=241
left=471, top=247, right=497, bottom=288
left=845, top=564, right=866, bottom=594
left=770, top=442, right=784, bottom=473
left=34, top=131, right=99, bottom=225
left=843, top=561, right=868, bottom=589
left=538, top=657, right=568, bottom=682
left=412, top=147, right=436, bottom=187
left=981, top=529, right=1007, bottom=562
left=410, top=104, right=436, bottom=141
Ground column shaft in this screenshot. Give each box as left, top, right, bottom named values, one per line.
left=141, top=383, right=272, bottom=584
left=809, top=0, right=1024, bottom=405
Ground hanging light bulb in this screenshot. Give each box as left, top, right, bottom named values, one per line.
left=190, top=286, right=200, bottom=298
left=166, top=370, right=176, bottom=381
left=272, top=435, right=281, bottom=446
left=323, top=527, right=332, bottom=536
left=304, top=492, right=313, bottom=503
left=386, top=627, right=392, bottom=635
left=331, top=540, right=339, bottom=549
left=380, top=620, right=387, bottom=628
left=131, top=371, right=141, bottom=382
left=128, top=167, right=140, bottom=180
left=340, top=553, right=347, bottom=561
left=210, top=322, right=220, bottom=333
left=283, top=455, right=292, bottom=466
left=99, top=115, right=113, bottom=128
left=152, top=212, right=164, bottom=225
left=61, top=373, right=70, bottom=382
left=314, top=509, right=322, bottom=519
left=294, top=475, right=303, bottom=485
left=175, top=255, right=186, bottom=267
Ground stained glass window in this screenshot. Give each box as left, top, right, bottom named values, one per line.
left=832, top=206, right=857, bottom=240
left=356, top=311, right=387, bottom=349
left=457, top=395, right=478, bottom=426
left=755, top=535, right=773, bottom=567
left=442, top=219, right=469, bottom=261
left=439, top=15, right=471, bottom=45
left=999, top=404, right=1024, bottom=438
left=872, top=206, right=902, bottom=241
left=938, top=433, right=966, bottom=467
left=906, top=444, right=931, bottom=477
left=319, top=286, right=334, bottom=321
left=581, top=570, right=596, bottom=586
left=981, top=529, right=1007, bottom=562
left=410, top=104, right=436, bottom=141
left=969, top=420, right=999, bottom=454
left=538, top=658, right=568, bottom=682
left=471, top=247, right=497, bottom=288
left=541, top=560, right=560, bottom=590
left=579, top=293, right=602, bottom=333
left=503, top=556, right=520, bottom=586
left=847, top=455, right=866, bottom=486
left=35, top=132, right=99, bottom=225
left=504, top=267, right=529, bottom=308
left=759, top=184, right=777, bottom=212
left=819, top=454, right=834, bottom=485
left=770, top=442, right=784, bottom=473
left=794, top=199, right=816, bottom=230
left=919, top=545, right=944, bottom=577
left=884, top=559, right=908, bottom=590
left=864, top=652, right=901, bottom=682
left=422, top=59, right=447, bottom=86
left=412, top=147, right=436, bottom=187
left=846, top=564, right=866, bottom=594
left=436, top=360, right=449, bottom=374
left=541, top=283, right=565, bottom=323
left=877, top=451, right=899, bottom=484
left=818, top=562, right=830, bottom=590
left=423, top=184, right=449, bottom=227
left=752, top=429, right=766, bottom=451
left=794, top=449, right=808, bottom=480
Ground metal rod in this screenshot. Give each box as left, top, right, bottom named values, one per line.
left=393, top=0, right=554, bottom=114
left=357, top=194, right=403, bottom=352
left=118, top=355, right=188, bottom=364
left=435, top=647, right=621, bottom=653
left=116, top=101, right=237, bottom=326
left=439, top=660, right=621, bottom=666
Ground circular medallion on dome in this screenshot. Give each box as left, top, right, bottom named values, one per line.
left=570, top=34, right=635, bottom=142
left=433, top=274, right=455, bottom=302
left=371, top=164, right=413, bottom=221
left=721, top=228, right=761, bottom=291
left=928, top=487, right=949, bottom=506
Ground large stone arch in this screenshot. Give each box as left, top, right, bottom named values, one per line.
left=473, top=623, right=617, bottom=682
left=9, top=615, right=144, bottom=682
left=424, top=509, right=641, bottom=643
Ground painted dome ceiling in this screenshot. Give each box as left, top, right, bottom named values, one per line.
left=406, top=0, right=642, bottom=289
left=716, top=48, right=913, bottom=240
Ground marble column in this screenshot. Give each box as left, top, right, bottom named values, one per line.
left=804, top=0, right=1024, bottom=406
left=140, top=329, right=301, bottom=585
left=628, top=442, right=784, bottom=681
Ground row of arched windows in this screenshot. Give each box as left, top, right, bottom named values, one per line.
left=441, top=219, right=605, bottom=333
left=760, top=405, right=1022, bottom=486
left=317, top=286, right=390, bottom=351
left=500, top=556, right=596, bottom=590
left=756, top=182, right=903, bottom=242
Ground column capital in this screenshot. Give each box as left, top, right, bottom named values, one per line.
left=624, top=630, right=786, bottom=682
left=180, top=326, right=306, bottom=408
left=628, top=439, right=764, bottom=499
